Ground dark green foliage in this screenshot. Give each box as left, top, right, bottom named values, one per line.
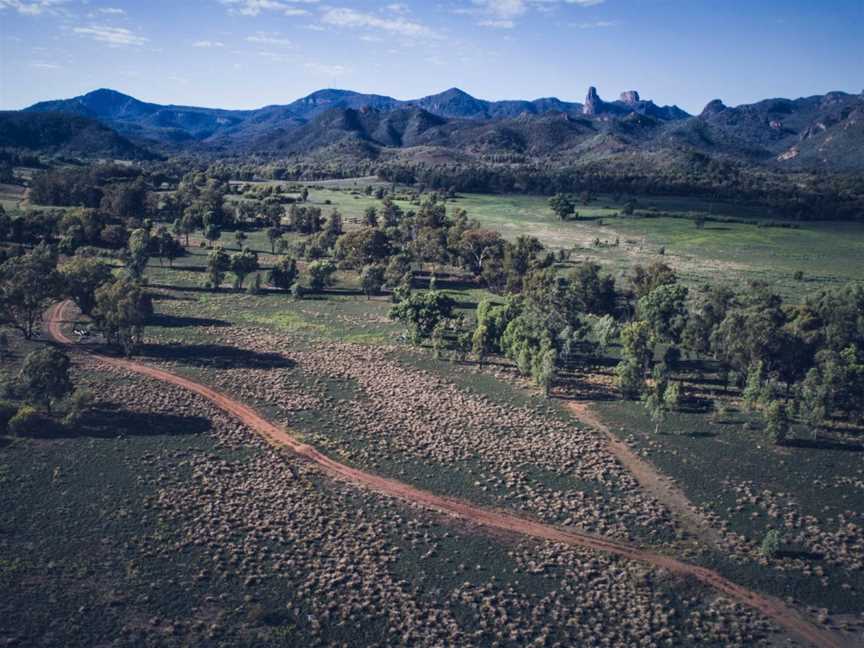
left=0, top=244, right=62, bottom=339
left=268, top=257, right=299, bottom=292
left=389, top=291, right=455, bottom=343
left=630, top=262, right=677, bottom=299
left=125, top=228, right=151, bottom=278
left=0, top=399, right=18, bottom=432
left=335, top=228, right=391, bottom=267
left=307, top=259, right=336, bottom=292
left=16, top=348, right=73, bottom=410
left=637, top=284, right=689, bottom=345
left=761, top=529, right=781, bottom=558
left=8, top=404, right=47, bottom=437
left=567, top=263, right=618, bottom=316
left=59, top=257, right=113, bottom=316
left=206, top=247, right=231, bottom=290
left=548, top=193, right=576, bottom=220
left=360, top=264, right=386, bottom=298
left=230, top=248, right=259, bottom=289
left=92, top=277, right=153, bottom=355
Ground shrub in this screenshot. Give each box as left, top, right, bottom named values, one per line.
left=0, top=399, right=18, bottom=432
left=761, top=529, right=781, bottom=558
left=8, top=405, right=45, bottom=437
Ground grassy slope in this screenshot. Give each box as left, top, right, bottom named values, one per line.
left=295, top=186, right=864, bottom=297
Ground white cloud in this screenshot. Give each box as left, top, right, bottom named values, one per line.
left=193, top=40, right=225, bottom=47
left=245, top=31, right=292, bottom=45
left=73, top=25, right=149, bottom=46
left=0, top=0, right=67, bottom=16
left=321, top=7, right=437, bottom=38
left=479, top=18, right=514, bottom=29
left=386, top=3, right=409, bottom=13
left=575, top=20, right=616, bottom=28
left=219, top=0, right=314, bottom=16
left=256, top=50, right=292, bottom=63
left=30, top=61, right=61, bottom=69
left=97, top=7, right=126, bottom=15
left=303, top=62, right=346, bottom=78
left=465, top=0, right=605, bottom=28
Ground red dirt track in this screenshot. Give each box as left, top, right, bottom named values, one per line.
left=47, top=300, right=843, bottom=648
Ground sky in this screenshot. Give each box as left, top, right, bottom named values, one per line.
left=1, top=0, right=862, bottom=113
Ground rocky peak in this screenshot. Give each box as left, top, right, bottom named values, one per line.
left=700, top=99, right=727, bottom=117
left=583, top=86, right=602, bottom=115
left=620, top=90, right=641, bottom=105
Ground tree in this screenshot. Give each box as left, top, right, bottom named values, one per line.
left=682, top=285, right=736, bottom=355
left=454, top=229, right=505, bottom=276
left=630, top=262, right=677, bottom=299
left=0, top=245, right=61, bottom=339
left=641, top=366, right=678, bottom=434
left=548, top=194, right=576, bottom=220
left=267, top=257, right=299, bottom=292
left=326, top=210, right=344, bottom=236
left=307, top=259, right=336, bottom=292
left=206, top=246, right=231, bottom=291
left=389, top=291, right=455, bottom=344
left=335, top=229, right=391, bottom=267
left=126, top=228, right=151, bottom=279
left=472, top=322, right=491, bottom=368
left=637, top=284, right=689, bottom=345
left=203, top=223, right=222, bottom=246
left=761, top=529, right=781, bottom=558
left=92, top=277, right=153, bottom=356
left=569, top=263, right=617, bottom=316
left=384, top=254, right=412, bottom=290
left=230, top=248, right=259, bottom=289
left=154, top=227, right=183, bottom=267
left=266, top=226, right=282, bottom=254
left=364, top=206, right=378, bottom=227
left=360, top=265, right=386, bottom=299
left=537, top=347, right=556, bottom=396
left=176, top=211, right=197, bottom=245
left=615, top=320, right=654, bottom=399
left=592, top=315, right=619, bottom=354
left=764, top=400, right=789, bottom=445
left=59, top=257, right=113, bottom=316
left=431, top=321, right=447, bottom=359
left=16, top=348, right=73, bottom=411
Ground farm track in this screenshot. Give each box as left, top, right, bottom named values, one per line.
left=565, top=401, right=726, bottom=549
left=47, top=300, right=843, bottom=648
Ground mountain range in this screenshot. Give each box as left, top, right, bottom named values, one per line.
left=5, top=85, right=863, bottom=172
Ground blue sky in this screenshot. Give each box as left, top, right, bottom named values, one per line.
left=1, top=0, right=862, bottom=112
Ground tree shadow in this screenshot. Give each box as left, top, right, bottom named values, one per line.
left=683, top=430, right=718, bottom=439
left=75, top=406, right=213, bottom=438
left=776, top=549, right=825, bottom=561
left=783, top=438, right=864, bottom=452
left=134, top=342, right=296, bottom=370
left=149, top=293, right=199, bottom=303
left=150, top=313, right=232, bottom=328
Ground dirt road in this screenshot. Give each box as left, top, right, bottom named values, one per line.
left=566, top=401, right=726, bottom=548
left=47, top=300, right=844, bottom=648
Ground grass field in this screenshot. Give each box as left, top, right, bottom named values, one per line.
left=294, top=186, right=864, bottom=296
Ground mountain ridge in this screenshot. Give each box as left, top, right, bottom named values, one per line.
left=11, top=86, right=864, bottom=173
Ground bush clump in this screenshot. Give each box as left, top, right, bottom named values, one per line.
left=8, top=405, right=46, bottom=437
left=0, top=399, right=18, bottom=433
